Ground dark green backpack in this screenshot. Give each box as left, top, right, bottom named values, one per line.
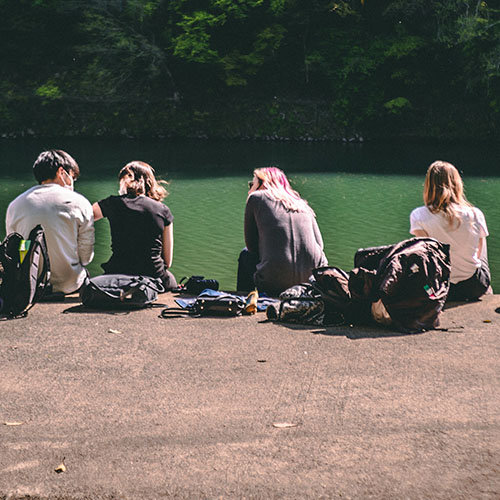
left=0, top=225, right=51, bottom=318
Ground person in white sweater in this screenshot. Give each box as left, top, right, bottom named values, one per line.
left=6, top=150, right=94, bottom=294
left=410, top=160, right=491, bottom=301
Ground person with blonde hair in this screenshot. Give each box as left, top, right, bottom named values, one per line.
left=410, top=160, right=491, bottom=301
left=237, top=167, right=328, bottom=295
left=93, top=161, right=177, bottom=290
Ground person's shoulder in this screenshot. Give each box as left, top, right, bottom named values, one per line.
left=453, top=204, right=482, bottom=219
left=8, top=185, right=51, bottom=209
left=8, top=185, right=35, bottom=204
left=246, top=191, right=265, bottom=211
left=100, top=194, right=121, bottom=203
left=247, top=190, right=271, bottom=205
left=98, top=194, right=123, bottom=207
left=155, top=198, right=172, bottom=214
left=68, top=189, right=93, bottom=207
left=138, top=195, right=169, bottom=208
left=470, top=205, right=485, bottom=217
left=45, top=187, right=93, bottom=215
left=410, top=205, right=429, bottom=219
left=135, top=195, right=172, bottom=214
left=469, top=205, right=487, bottom=224
left=251, top=190, right=268, bottom=199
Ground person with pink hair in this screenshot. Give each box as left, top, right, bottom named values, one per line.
left=237, top=167, right=328, bottom=295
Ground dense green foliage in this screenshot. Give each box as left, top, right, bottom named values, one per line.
left=1, top=0, right=499, bottom=139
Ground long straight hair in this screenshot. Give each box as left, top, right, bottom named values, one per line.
left=252, top=167, right=315, bottom=216
left=119, top=161, right=168, bottom=202
left=423, top=160, right=471, bottom=226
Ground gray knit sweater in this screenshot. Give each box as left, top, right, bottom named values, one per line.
left=244, top=190, right=328, bottom=295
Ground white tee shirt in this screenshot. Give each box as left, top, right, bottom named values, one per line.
left=410, top=205, right=488, bottom=283
left=6, top=184, right=94, bottom=293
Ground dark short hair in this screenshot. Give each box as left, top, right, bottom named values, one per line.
left=32, top=150, right=80, bottom=184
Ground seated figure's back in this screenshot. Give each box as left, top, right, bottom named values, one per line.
left=6, top=150, right=94, bottom=294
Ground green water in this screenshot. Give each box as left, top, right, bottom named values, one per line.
left=1, top=138, right=499, bottom=291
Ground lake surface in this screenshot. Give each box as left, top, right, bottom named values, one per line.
left=1, top=138, right=499, bottom=291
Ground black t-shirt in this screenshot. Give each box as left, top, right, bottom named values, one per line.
left=98, top=194, right=173, bottom=279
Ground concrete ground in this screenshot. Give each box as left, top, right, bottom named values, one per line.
left=1, top=293, right=499, bottom=499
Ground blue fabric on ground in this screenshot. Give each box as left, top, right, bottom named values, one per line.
left=174, top=289, right=279, bottom=312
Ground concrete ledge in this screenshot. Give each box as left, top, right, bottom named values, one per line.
left=1, top=294, right=499, bottom=499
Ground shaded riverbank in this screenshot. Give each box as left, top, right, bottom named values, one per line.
left=2, top=97, right=499, bottom=142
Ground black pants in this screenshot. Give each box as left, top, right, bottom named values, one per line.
left=236, top=248, right=259, bottom=292
left=160, top=269, right=178, bottom=292
left=447, top=256, right=491, bottom=301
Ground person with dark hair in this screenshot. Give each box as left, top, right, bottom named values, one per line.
left=31, top=149, right=80, bottom=185
left=92, top=161, right=177, bottom=290
left=6, top=149, right=94, bottom=293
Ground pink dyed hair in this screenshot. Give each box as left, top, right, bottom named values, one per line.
left=252, top=167, right=315, bottom=215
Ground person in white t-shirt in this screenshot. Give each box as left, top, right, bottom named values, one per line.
left=6, top=150, right=94, bottom=294
left=410, top=160, right=491, bottom=301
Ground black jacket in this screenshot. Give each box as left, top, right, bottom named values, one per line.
left=314, top=238, right=451, bottom=332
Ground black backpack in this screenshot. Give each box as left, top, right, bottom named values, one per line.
left=309, top=238, right=451, bottom=332
left=348, top=237, right=450, bottom=332
left=0, top=225, right=51, bottom=318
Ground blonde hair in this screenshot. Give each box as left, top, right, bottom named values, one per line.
left=423, top=160, right=471, bottom=227
left=119, top=161, right=168, bottom=202
left=252, top=167, right=315, bottom=215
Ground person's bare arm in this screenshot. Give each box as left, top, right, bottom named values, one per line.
left=477, top=236, right=484, bottom=260
left=162, top=223, right=174, bottom=268
left=78, top=202, right=95, bottom=266
left=412, top=229, right=429, bottom=237
left=244, top=197, right=259, bottom=254
left=92, top=202, right=103, bottom=222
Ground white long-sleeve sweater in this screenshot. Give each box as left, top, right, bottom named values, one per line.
left=6, top=183, right=94, bottom=293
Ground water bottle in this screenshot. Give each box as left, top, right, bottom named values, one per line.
left=245, top=289, right=258, bottom=315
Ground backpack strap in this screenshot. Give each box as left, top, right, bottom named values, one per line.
left=8, top=225, right=51, bottom=318
left=29, top=225, right=51, bottom=304
left=118, top=276, right=165, bottom=300
left=159, top=305, right=197, bottom=318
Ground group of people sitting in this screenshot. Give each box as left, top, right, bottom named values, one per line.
left=5, top=149, right=492, bottom=303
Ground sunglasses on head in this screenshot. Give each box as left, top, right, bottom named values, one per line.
left=248, top=178, right=263, bottom=189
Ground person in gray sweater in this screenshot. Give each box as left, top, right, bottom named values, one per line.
left=237, top=167, right=328, bottom=296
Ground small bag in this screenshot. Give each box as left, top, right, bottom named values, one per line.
left=175, top=275, right=219, bottom=295
left=160, top=290, right=245, bottom=318
left=266, top=284, right=325, bottom=325
left=80, top=274, right=164, bottom=310
left=0, top=224, right=51, bottom=318
left=192, top=292, right=244, bottom=316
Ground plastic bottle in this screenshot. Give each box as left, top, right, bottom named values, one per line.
left=245, top=289, right=259, bottom=315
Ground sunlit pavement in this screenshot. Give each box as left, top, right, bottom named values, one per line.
left=1, top=294, right=499, bottom=499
